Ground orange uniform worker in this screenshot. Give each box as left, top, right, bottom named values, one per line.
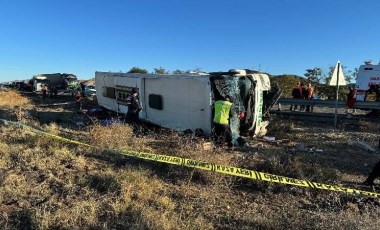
left=305, top=83, right=314, bottom=112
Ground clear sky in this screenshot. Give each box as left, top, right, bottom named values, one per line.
left=0, top=0, right=379, bottom=82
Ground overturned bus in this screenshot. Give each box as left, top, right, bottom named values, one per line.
left=95, top=69, right=278, bottom=145
left=32, top=73, right=77, bottom=92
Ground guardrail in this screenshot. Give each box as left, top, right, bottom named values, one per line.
left=277, top=98, right=380, bottom=110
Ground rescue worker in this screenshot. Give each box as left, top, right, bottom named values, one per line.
left=75, top=90, right=82, bottom=110
left=127, top=88, right=142, bottom=123
left=346, top=86, right=357, bottom=113
left=213, top=95, right=233, bottom=147
left=42, top=84, right=48, bottom=101
left=305, top=83, right=314, bottom=112
left=290, top=82, right=302, bottom=111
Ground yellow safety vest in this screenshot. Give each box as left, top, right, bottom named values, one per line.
left=213, top=100, right=232, bottom=125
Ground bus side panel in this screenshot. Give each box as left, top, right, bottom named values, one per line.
left=95, top=72, right=118, bottom=112
left=143, top=78, right=212, bottom=135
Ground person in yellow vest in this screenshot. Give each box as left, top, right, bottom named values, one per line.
left=213, top=95, right=233, bottom=147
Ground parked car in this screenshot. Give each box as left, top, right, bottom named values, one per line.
left=0, top=84, right=12, bottom=89
left=83, top=85, right=96, bottom=96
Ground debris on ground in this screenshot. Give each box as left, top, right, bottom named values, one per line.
left=203, top=142, right=212, bottom=151
left=263, top=136, right=276, bottom=142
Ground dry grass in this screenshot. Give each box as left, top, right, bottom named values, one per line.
left=0, top=90, right=31, bottom=109
left=89, top=123, right=148, bottom=151
left=1, top=90, right=380, bottom=229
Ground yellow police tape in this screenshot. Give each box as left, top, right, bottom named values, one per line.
left=3, top=119, right=380, bottom=198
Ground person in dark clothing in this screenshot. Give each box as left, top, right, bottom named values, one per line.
left=290, top=82, right=302, bottom=111
left=363, top=160, right=380, bottom=186
left=213, top=95, right=233, bottom=147
left=42, top=84, right=48, bottom=101
left=363, top=139, right=380, bottom=186
left=50, top=86, right=58, bottom=98
left=300, top=83, right=307, bottom=111
left=80, top=82, right=86, bottom=92
left=127, top=88, right=142, bottom=123
left=346, top=86, right=357, bottom=113
left=80, top=82, right=86, bottom=98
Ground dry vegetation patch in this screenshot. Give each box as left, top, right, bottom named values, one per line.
left=0, top=90, right=31, bottom=109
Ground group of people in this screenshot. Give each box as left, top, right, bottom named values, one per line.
left=289, top=81, right=314, bottom=112
left=41, top=84, right=58, bottom=101
left=41, top=83, right=82, bottom=108
left=74, top=82, right=88, bottom=109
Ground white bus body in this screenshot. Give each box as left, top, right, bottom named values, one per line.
left=355, top=61, right=380, bottom=101
left=95, top=70, right=272, bottom=140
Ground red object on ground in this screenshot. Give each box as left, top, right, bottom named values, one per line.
left=239, top=112, right=245, bottom=120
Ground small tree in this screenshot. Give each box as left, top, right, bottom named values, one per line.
left=153, top=67, right=169, bottom=74
left=191, top=67, right=202, bottom=73
left=269, top=75, right=303, bottom=98
left=172, top=69, right=184, bottom=74
left=304, top=68, right=322, bottom=86
left=323, top=64, right=353, bottom=84
left=127, top=67, right=148, bottom=74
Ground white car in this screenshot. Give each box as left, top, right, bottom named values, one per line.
left=83, top=85, right=96, bottom=96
